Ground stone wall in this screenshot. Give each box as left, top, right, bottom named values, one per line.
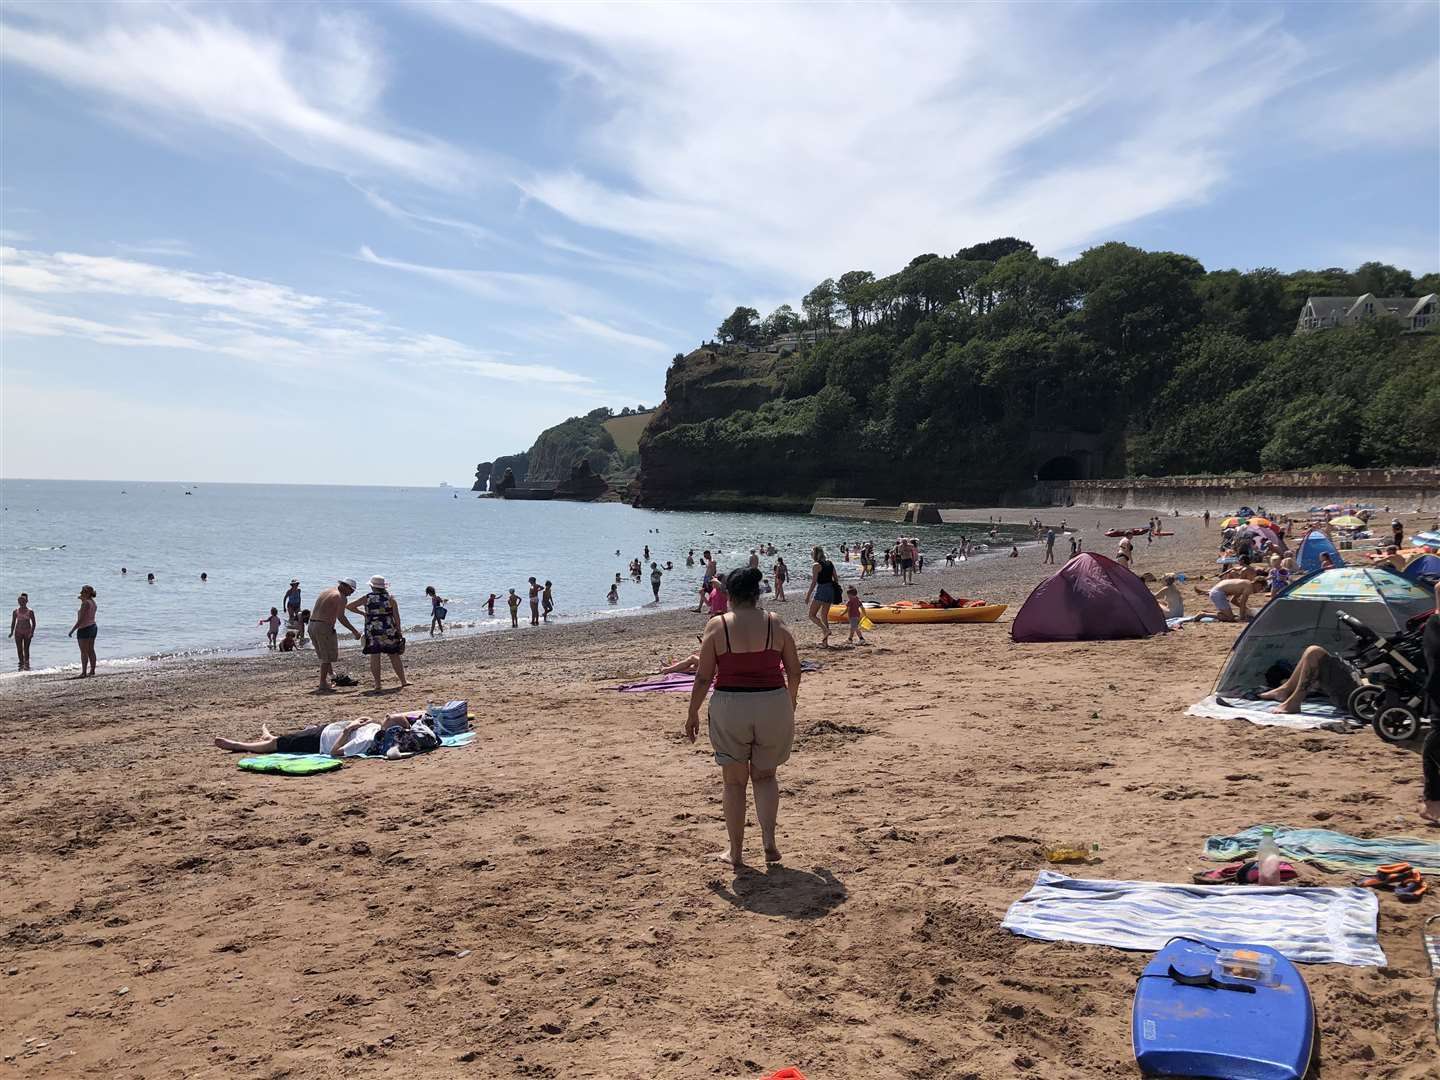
left=811, top=499, right=942, bottom=523
left=1051, top=468, right=1440, bottom=513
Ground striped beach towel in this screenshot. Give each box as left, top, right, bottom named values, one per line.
left=1002, top=870, right=1385, bottom=967
left=1206, top=826, right=1440, bottom=876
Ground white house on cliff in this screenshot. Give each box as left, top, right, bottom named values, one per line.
left=1295, top=293, right=1437, bottom=333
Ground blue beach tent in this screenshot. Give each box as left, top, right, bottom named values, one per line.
left=1214, top=566, right=1434, bottom=697
left=1294, top=530, right=1343, bottom=574
left=1402, top=554, right=1440, bottom=588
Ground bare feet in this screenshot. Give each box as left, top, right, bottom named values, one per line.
left=764, top=844, right=782, bottom=863
left=716, top=848, right=745, bottom=867
left=315, top=685, right=335, bottom=693
left=1420, top=800, right=1440, bottom=824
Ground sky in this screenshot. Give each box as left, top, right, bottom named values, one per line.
left=2, top=0, right=1437, bottom=485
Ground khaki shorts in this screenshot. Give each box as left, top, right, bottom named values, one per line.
left=708, top=689, right=794, bottom=770
left=309, top=621, right=339, bottom=663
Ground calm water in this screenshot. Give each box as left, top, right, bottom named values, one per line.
left=0, top=480, right=1032, bottom=675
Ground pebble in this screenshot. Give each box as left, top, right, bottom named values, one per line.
left=116, top=986, right=129, bottom=996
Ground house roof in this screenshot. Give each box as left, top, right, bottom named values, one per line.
left=1301, top=294, right=1436, bottom=320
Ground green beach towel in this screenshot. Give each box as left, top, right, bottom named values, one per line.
left=237, top=753, right=343, bottom=776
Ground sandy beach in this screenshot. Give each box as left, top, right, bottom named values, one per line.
left=2, top=510, right=1436, bottom=1079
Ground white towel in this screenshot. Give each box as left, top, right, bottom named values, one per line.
left=1186, top=694, right=1354, bottom=732
left=1002, top=871, right=1385, bottom=967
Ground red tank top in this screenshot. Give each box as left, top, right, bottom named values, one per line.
left=714, top=613, right=785, bottom=691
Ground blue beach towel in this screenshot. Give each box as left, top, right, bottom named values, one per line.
left=440, top=731, right=476, bottom=748
left=1205, top=826, right=1440, bottom=876
left=1002, top=870, right=1385, bottom=967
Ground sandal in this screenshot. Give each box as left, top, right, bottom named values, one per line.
left=1397, top=877, right=1430, bottom=903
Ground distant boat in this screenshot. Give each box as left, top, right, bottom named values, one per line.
left=439, top=481, right=450, bottom=488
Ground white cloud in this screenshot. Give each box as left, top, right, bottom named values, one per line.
left=0, top=6, right=472, bottom=188
left=353, top=185, right=498, bottom=246
left=0, top=246, right=592, bottom=386
left=422, top=2, right=1325, bottom=284
left=114, top=238, right=195, bottom=259
left=357, top=244, right=601, bottom=311
left=1307, top=59, right=1440, bottom=149
left=561, top=313, right=669, bottom=354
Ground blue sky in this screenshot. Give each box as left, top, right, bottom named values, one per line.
left=2, top=0, right=1436, bottom=484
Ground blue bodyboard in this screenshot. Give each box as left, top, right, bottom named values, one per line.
left=1133, top=938, right=1314, bottom=1079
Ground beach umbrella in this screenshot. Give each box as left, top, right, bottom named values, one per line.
left=1330, top=514, right=1366, bottom=528
left=1220, top=516, right=1241, bottom=528
left=1248, top=516, right=1275, bottom=528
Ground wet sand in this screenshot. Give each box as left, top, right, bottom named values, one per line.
left=2, top=510, right=1436, bottom=1078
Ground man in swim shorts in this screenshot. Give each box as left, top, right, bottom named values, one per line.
left=1196, top=576, right=1266, bottom=622
left=309, top=578, right=361, bottom=691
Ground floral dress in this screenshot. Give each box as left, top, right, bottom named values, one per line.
left=362, top=589, right=404, bottom=654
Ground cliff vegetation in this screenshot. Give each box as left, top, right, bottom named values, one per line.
left=636, top=241, right=1439, bottom=508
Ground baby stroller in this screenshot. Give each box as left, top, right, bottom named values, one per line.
left=1337, top=609, right=1432, bottom=744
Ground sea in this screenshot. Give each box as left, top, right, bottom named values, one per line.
left=0, top=479, right=1034, bottom=677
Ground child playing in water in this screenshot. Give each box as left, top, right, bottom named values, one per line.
left=279, top=630, right=298, bottom=652
left=844, top=585, right=867, bottom=644
left=607, top=583, right=619, bottom=604
left=260, top=606, right=282, bottom=648
left=507, top=589, right=521, bottom=628
left=486, top=593, right=498, bottom=617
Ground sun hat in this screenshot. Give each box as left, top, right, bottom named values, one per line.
left=290, top=578, right=299, bottom=586
left=339, top=577, right=357, bottom=590
left=369, top=575, right=388, bottom=590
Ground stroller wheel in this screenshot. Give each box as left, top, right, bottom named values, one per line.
left=1348, top=684, right=1387, bottom=723
left=1374, top=705, right=1422, bottom=744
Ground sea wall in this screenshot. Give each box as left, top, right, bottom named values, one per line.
left=811, top=499, right=943, bottom=524
left=1048, top=468, right=1440, bottom=513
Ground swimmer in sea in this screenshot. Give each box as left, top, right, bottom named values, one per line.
left=607, top=583, right=619, bottom=604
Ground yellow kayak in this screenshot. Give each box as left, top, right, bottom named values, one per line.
left=827, top=603, right=1007, bottom=624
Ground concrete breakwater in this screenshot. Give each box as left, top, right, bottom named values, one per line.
left=811, top=498, right=943, bottom=524
left=1047, top=468, right=1440, bottom=513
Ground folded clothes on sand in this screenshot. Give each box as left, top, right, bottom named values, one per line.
left=1206, top=826, right=1440, bottom=876
left=1002, top=870, right=1385, bottom=966
left=616, top=672, right=698, bottom=693
left=1186, top=693, right=1355, bottom=732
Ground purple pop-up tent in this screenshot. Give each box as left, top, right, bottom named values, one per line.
left=1011, top=552, right=1168, bottom=642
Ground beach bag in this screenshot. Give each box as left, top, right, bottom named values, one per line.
left=435, top=605, right=448, bottom=620
left=425, top=700, right=470, bottom=737
left=377, top=720, right=440, bottom=757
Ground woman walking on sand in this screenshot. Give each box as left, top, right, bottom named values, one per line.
left=804, top=546, right=839, bottom=647
left=68, top=585, right=98, bottom=676
left=10, top=593, right=35, bottom=671
left=348, top=575, right=407, bottom=692
left=685, top=567, right=801, bottom=866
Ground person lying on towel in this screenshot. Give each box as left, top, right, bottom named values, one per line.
left=215, top=714, right=414, bottom=758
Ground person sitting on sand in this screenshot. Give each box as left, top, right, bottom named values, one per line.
left=684, top=567, right=801, bottom=866
left=1319, top=552, right=1337, bottom=570
left=1153, top=574, right=1184, bottom=619
left=279, top=630, right=298, bottom=652
left=214, top=713, right=416, bottom=758
left=1194, top=576, right=1266, bottom=622
left=1008, top=546, right=1019, bottom=558
left=1377, top=545, right=1407, bottom=572
left=1255, top=645, right=1361, bottom=714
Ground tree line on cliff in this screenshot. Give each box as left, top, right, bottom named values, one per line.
left=648, top=241, right=1438, bottom=499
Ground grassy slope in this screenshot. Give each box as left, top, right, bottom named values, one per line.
left=602, top=411, right=654, bottom=455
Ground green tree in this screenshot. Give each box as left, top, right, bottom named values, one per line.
left=716, top=306, right=760, bottom=345
left=761, top=304, right=801, bottom=340
left=837, top=270, right=876, bottom=328
left=1351, top=261, right=1415, bottom=298
left=802, top=278, right=839, bottom=332
left=1259, top=391, right=1361, bottom=470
